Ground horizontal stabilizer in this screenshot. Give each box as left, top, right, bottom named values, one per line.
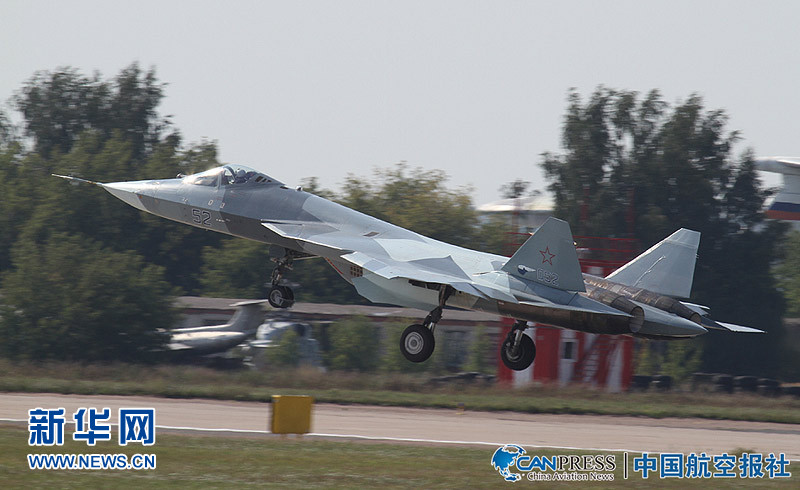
left=701, top=317, right=764, bottom=334
left=683, top=301, right=764, bottom=333
left=607, top=228, right=700, bottom=298
left=501, top=217, right=585, bottom=292
left=717, top=322, right=764, bottom=334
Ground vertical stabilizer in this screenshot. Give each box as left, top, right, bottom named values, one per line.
left=226, top=300, right=267, bottom=334
left=501, top=217, right=585, bottom=291
left=606, top=228, right=700, bottom=298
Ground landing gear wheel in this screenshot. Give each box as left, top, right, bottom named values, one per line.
left=501, top=334, right=535, bottom=371
left=400, top=324, right=435, bottom=363
left=268, top=285, right=295, bottom=309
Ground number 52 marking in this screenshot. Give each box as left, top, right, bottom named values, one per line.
left=192, top=208, right=211, bottom=226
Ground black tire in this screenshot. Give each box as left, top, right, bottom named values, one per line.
left=400, top=324, right=435, bottom=363
left=268, top=286, right=294, bottom=309
left=501, top=334, right=535, bottom=371
left=282, top=286, right=295, bottom=307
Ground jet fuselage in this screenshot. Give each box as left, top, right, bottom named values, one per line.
left=94, top=165, right=707, bottom=339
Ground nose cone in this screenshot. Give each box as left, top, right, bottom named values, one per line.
left=102, top=181, right=156, bottom=212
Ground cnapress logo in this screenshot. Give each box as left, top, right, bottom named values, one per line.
left=491, top=446, right=792, bottom=482
left=491, top=445, right=616, bottom=482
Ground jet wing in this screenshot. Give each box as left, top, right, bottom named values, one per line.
left=341, top=251, right=520, bottom=303
left=261, top=220, right=349, bottom=254
left=262, top=221, right=521, bottom=303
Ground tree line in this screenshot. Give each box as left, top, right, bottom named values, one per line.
left=0, top=64, right=506, bottom=362
left=541, top=87, right=794, bottom=378
left=0, top=66, right=796, bottom=378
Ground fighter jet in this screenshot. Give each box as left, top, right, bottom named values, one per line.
left=54, top=165, right=762, bottom=371
left=754, top=156, right=800, bottom=222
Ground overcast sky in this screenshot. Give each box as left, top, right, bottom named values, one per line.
left=1, top=0, right=796, bottom=204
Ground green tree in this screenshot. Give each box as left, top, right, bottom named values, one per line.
left=326, top=316, right=379, bottom=372
left=0, top=233, right=173, bottom=361
left=198, top=237, right=363, bottom=303
left=200, top=239, right=272, bottom=298
left=464, top=325, right=494, bottom=374
left=0, top=131, right=223, bottom=294
left=499, top=179, right=532, bottom=199
left=473, top=214, right=511, bottom=258
left=541, top=87, right=789, bottom=377
left=0, top=109, right=13, bottom=145
left=339, top=164, right=478, bottom=247
left=13, top=63, right=168, bottom=161
left=635, top=340, right=702, bottom=382
left=663, top=341, right=703, bottom=382
left=775, top=231, right=800, bottom=317
left=634, top=341, right=660, bottom=376
left=264, top=329, right=300, bottom=367
left=1, top=65, right=227, bottom=293
left=0, top=143, right=33, bottom=271
left=381, top=322, right=431, bottom=373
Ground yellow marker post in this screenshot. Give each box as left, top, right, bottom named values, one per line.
left=271, top=395, right=313, bottom=435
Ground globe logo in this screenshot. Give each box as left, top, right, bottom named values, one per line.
left=491, top=444, right=526, bottom=482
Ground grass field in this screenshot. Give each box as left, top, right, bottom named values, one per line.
left=1, top=425, right=796, bottom=488
left=1, top=360, right=800, bottom=424
left=6, top=426, right=800, bottom=488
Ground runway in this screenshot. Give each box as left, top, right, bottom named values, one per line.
left=2, top=392, right=799, bottom=459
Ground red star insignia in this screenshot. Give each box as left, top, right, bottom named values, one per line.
left=540, top=246, right=556, bottom=265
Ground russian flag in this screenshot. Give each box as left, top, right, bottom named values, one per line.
left=766, top=201, right=800, bottom=220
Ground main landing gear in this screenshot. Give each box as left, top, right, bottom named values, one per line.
left=399, top=286, right=452, bottom=363
left=500, top=320, right=536, bottom=371
left=267, top=251, right=295, bottom=309
left=397, top=288, right=536, bottom=371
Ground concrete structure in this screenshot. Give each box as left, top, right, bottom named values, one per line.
left=175, top=296, right=635, bottom=390
left=175, top=297, right=505, bottom=371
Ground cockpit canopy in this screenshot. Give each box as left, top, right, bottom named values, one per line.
left=183, top=165, right=282, bottom=187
